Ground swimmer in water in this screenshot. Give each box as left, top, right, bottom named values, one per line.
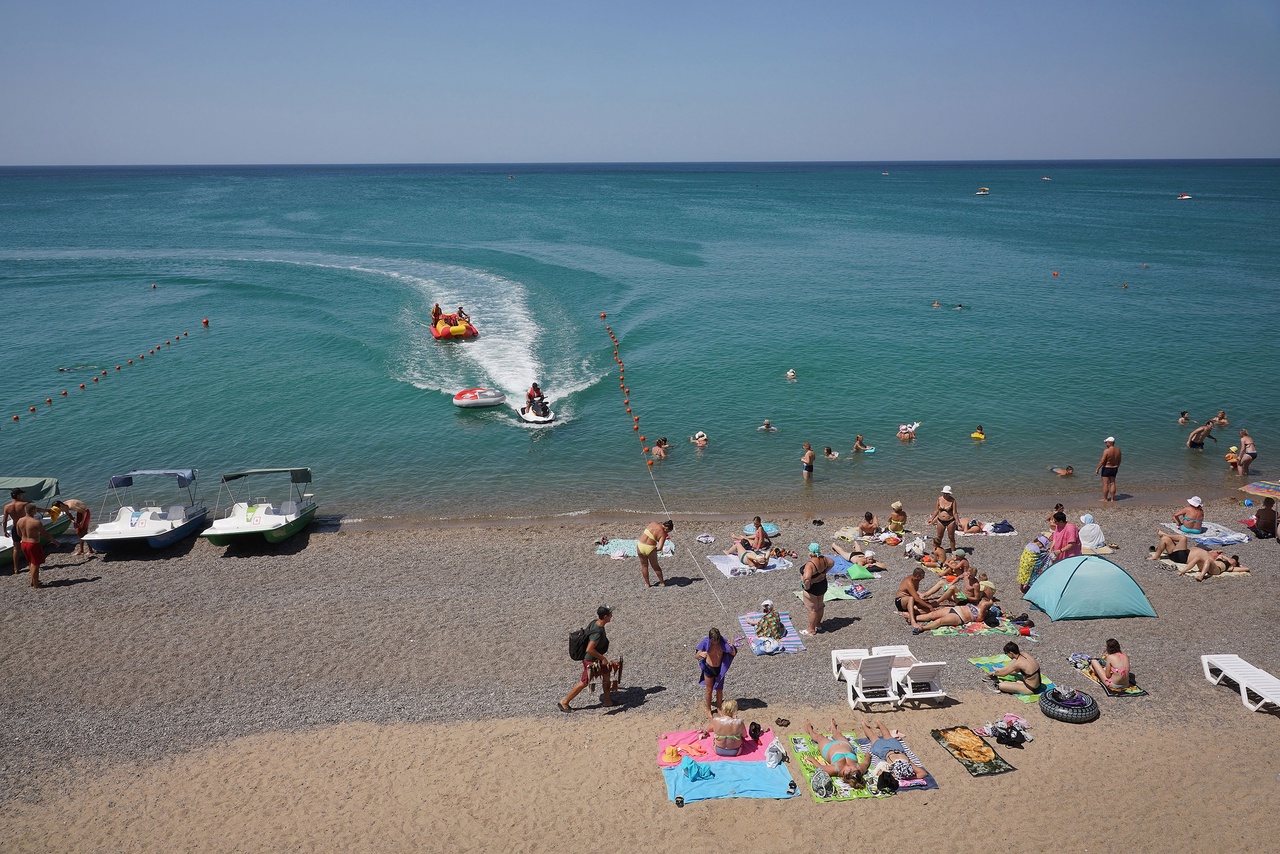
left=955, top=303, right=963, bottom=310
left=824, top=446, right=839, bottom=460
left=785, top=369, right=797, bottom=380
left=757, top=419, right=777, bottom=432
left=1178, top=411, right=1190, bottom=425
left=931, top=300, right=941, bottom=308
left=1049, top=466, right=1074, bottom=477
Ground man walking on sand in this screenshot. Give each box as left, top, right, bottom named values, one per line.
left=16, top=505, right=57, bottom=588
left=560, top=606, right=616, bottom=712
left=1095, top=437, right=1121, bottom=503
left=636, top=519, right=672, bottom=587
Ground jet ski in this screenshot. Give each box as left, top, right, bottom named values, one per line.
left=520, top=396, right=555, bottom=424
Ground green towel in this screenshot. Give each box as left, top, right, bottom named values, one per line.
left=968, top=655, right=1055, bottom=703
left=788, top=734, right=888, bottom=802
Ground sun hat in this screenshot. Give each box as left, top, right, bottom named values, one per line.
left=864, top=549, right=875, bottom=558
left=1188, top=496, right=1202, bottom=507
left=941, top=485, right=953, bottom=495
left=1230, top=445, right=1239, bottom=452
left=1105, top=436, right=1115, bottom=443
left=695, top=431, right=707, bottom=440
left=761, top=599, right=773, bottom=610
left=808, top=542, right=821, bottom=555
left=891, top=501, right=903, bottom=510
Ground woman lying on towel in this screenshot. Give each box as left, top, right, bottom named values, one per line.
left=830, top=542, right=885, bottom=571
left=911, top=599, right=991, bottom=634
left=804, top=719, right=869, bottom=786
left=863, top=720, right=930, bottom=788
left=1176, top=551, right=1251, bottom=581
left=710, top=699, right=748, bottom=756
left=724, top=539, right=770, bottom=569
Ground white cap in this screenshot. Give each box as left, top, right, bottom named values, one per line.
left=761, top=599, right=773, bottom=609
left=1188, top=496, right=1202, bottom=507
left=941, top=485, right=953, bottom=495
left=864, top=550, right=875, bottom=558
left=1105, top=436, right=1115, bottom=443
left=695, top=431, right=707, bottom=440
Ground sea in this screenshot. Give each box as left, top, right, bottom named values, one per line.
left=2, top=161, right=1277, bottom=521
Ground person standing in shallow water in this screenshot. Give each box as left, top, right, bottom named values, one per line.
left=801, top=443, right=816, bottom=480
left=1095, top=437, right=1121, bottom=503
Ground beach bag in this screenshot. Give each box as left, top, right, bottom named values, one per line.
left=569, top=625, right=590, bottom=661
left=810, top=768, right=834, bottom=797
left=765, top=738, right=788, bottom=768
left=991, top=520, right=1015, bottom=534
left=903, top=537, right=927, bottom=560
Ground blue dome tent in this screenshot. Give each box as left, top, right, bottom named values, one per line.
left=1024, top=555, right=1156, bottom=621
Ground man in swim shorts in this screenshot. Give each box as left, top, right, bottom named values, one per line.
left=1149, top=531, right=1192, bottom=565
left=1173, top=496, right=1204, bottom=534
left=16, top=505, right=57, bottom=589
left=51, top=498, right=94, bottom=556
left=559, top=606, right=616, bottom=712
left=1094, top=437, right=1121, bottom=504
left=1186, top=422, right=1216, bottom=451
left=801, top=443, right=815, bottom=480
left=895, top=567, right=932, bottom=628
left=636, top=519, right=673, bottom=587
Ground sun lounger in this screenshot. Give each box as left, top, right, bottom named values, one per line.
left=830, top=648, right=870, bottom=680
left=895, top=661, right=948, bottom=707
left=1201, top=654, right=1280, bottom=712
left=845, top=653, right=901, bottom=710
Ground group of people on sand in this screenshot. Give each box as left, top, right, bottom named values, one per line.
left=804, top=718, right=931, bottom=790
left=3, top=488, right=95, bottom=589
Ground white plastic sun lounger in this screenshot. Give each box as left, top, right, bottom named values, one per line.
left=846, top=653, right=901, bottom=710
left=895, top=661, right=948, bottom=707
left=831, top=648, right=870, bottom=680
left=1201, top=654, right=1280, bottom=712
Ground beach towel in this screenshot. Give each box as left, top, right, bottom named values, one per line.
left=596, top=538, right=675, bottom=558
left=829, top=556, right=878, bottom=580
left=1160, top=521, right=1249, bottom=547
left=738, top=612, right=806, bottom=653
left=788, top=733, right=888, bottom=801
left=930, top=727, right=1016, bottom=777
left=958, top=526, right=1017, bottom=537
left=931, top=618, right=1035, bottom=640
left=968, top=656, right=1056, bottom=702
left=657, top=728, right=777, bottom=767
left=1071, top=657, right=1149, bottom=696
left=1081, top=546, right=1115, bottom=555
left=707, top=554, right=793, bottom=578
left=660, top=759, right=797, bottom=803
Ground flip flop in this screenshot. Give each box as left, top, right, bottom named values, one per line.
left=775, top=717, right=791, bottom=728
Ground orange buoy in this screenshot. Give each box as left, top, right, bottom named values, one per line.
left=1052, top=271, right=1058, bottom=277
left=633, top=416, right=639, bottom=421
left=626, top=407, right=631, bottom=413
left=139, top=355, right=144, bottom=360
left=149, top=349, right=154, bottom=354
left=128, top=359, right=133, bottom=364
left=29, top=406, right=36, bottom=412
left=639, top=436, right=645, bottom=442
left=45, top=398, right=52, bottom=404
left=11, top=415, right=17, bottom=421
left=101, top=370, right=107, bottom=375
left=202, top=318, right=209, bottom=326
left=600, top=313, right=606, bottom=318
left=183, top=332, right=188, bottom=336
left=647, top=460, right=654, bottom=466
left=115, top=365, right=121, bottom=370
left=79, top=383, right=85, bottom=389
left=643, top=447, right=650, bottom=453
left=633, top=425, right=639, bottom=431
left=93, top=377, right=99, bottom=383
left=61, top=391, right=67, bottom=396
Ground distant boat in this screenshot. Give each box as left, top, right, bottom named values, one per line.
left=882, top=171, right=890, bottom=176
left=1041, top=176, right=1052, bottom=181
left=1177, top=193, right=1193, bottom=200
left=975, top=187, right=990, bottom=196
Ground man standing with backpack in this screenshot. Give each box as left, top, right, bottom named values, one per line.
left=560, top=606, right=616, bottom=712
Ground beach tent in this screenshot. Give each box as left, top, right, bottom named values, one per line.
left=1024, top=555, right=1156, bottom=621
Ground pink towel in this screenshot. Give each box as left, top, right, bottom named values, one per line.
left=656, top=727, right=775, bottom=766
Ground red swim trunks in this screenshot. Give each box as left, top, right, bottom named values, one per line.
left=75, top=510, right=91, bottom=536
left=21, top=541, right=45, bottom=567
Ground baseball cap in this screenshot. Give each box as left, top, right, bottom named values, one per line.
left=1187, top=496, right=1202, bottom=508
left=1105, top=436, right=1115, bottom=443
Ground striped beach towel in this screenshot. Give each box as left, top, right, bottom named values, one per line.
left=738, top=612, right=806, bottom=653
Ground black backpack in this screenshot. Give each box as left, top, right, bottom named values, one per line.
left=569, top=625, right=591, bottom=661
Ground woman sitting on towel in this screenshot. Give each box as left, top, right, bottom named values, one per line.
left=1090, top=638, right=1132, bottom=691
left=803, top=719, right=869, bottom=786
left=987, top=642, right=1044, bottom=694
left=887, top=501, right=907, bottom=533
left=747, top=599, right=786, bottom=640
left=710, top=699, right=747, bottom=756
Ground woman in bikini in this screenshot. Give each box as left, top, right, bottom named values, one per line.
left=1237, top=429, right=1258, bottom=477
left=887, top=501, right=907, bottom=533
left=803, top=719, right=869, bottom=785
left=910, top=600, right=987, bottom=634
left=636, top=519, right=672, bottom=587
left=1090, top=638, right=1132, bottom=691
left=863, top=720, right=929, bottom=786
left=710, top=699, right=747, bottom=755
left=928, top=486, right=958, bottom=553
left=988, top=642, right=1043, bottom=694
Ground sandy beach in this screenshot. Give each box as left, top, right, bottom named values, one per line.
left=2, top=495, right=1277, bottom=852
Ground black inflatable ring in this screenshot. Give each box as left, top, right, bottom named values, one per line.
left=1039, top=687, right=1100, bottom=723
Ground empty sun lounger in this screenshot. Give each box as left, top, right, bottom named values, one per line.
left=846, top=653, right=901, bottom=710
left=831, top=648, right=870, bottom=680
left=895, top=661, right=948, bottom=707
left=1201, top=654, right=1280, bottom=712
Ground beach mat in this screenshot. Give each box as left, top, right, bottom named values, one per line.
left=738, top=612, right=806, bottom=653
left=968, top=656, right=1056, bottom=702
left=1160, top=521, right=1249, bottom=547
left=661, top=759, right=797, bottom=803
left=707, top=553, right=793, bottom=578
left=930, top=727, right=1016, bottom=777
left=931, top=619, right=1035, bottom=640
left=595, top=538, right=675, bottom=558
left=1074, top=660, right=1149, bottom=697
left=788, top=733, right=887, bottom=802
left=657, top=728, right=777, bottom=767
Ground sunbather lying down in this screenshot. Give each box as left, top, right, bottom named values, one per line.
left=1176, top=551, right=1250, bottom=581
left=804, top=719, right=929, bottom=791
left=830, top=542, right=885, bottom=570
left=911, top=601, right=990, bottom=634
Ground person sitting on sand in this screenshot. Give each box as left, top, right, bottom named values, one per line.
left=1177, top=550, right=1250, bottom=581
left=710, top=699, right=747, bottom=755
left=895, top=567, right=933, bottom=628
left=957, top=517, right=984, bottom=534
left=1090, top=639, right=1132, bottom=691
left=858, top=512, right=879, bottom=536
left=803, top=719, right=869, bottom=786
left=1187, top=422, right=1217, bottom=451
left=747, top=599, right=786, bottom=640
left=1173, top=496, right=1205, bottom=534
left=1149, top=531, right=1193, bottom=564
left=824, top=446, right=840, bottom=460
left=733, top=516, right=771, bottom=553
left=1245, top=497, right=1276, bottom=539
left=987, top=642, right=1044, bottom=694
left=911, top=599, right=989, bottom=634
left=1049, top=465, right=1074, bottom=477
left=696, top=627, right=738, bottom=718
left=831, top=543, right=885, bottom=571
left=852, top=435, right=869, bottom=453
left=1078, top=514, right=1107, bottom=550
left=887, top=501, right=907, bottom=533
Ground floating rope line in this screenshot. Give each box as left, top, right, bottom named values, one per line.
left=600, top=312, right=726, bottom=612
left=5, top=321, right=206, bottom=427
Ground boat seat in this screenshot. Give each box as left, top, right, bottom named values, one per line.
left=167, top=505, right=186, bottom=523
left=115, top=507, right=135, bottom=525
left=279, top=500, right=298, bottom=516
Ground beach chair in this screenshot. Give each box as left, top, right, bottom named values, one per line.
left=872, top=644, right=919, bottom=668
left=167, top=505, right=186, bottom=523
left=831, top=648, right=870, bottom=680
left=1201, top=654, right=1280, bottom=712
left=846, top=653, right=901, bottom=710
left=895, top=661, right=948, bottom=707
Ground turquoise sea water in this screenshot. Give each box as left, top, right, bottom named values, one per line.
left=2, top=162, right=1277, bottom=519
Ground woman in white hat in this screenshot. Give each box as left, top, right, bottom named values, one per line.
left=747, top=599, right=786, bottom=640
left=928, top=486, right=958, bottom=554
